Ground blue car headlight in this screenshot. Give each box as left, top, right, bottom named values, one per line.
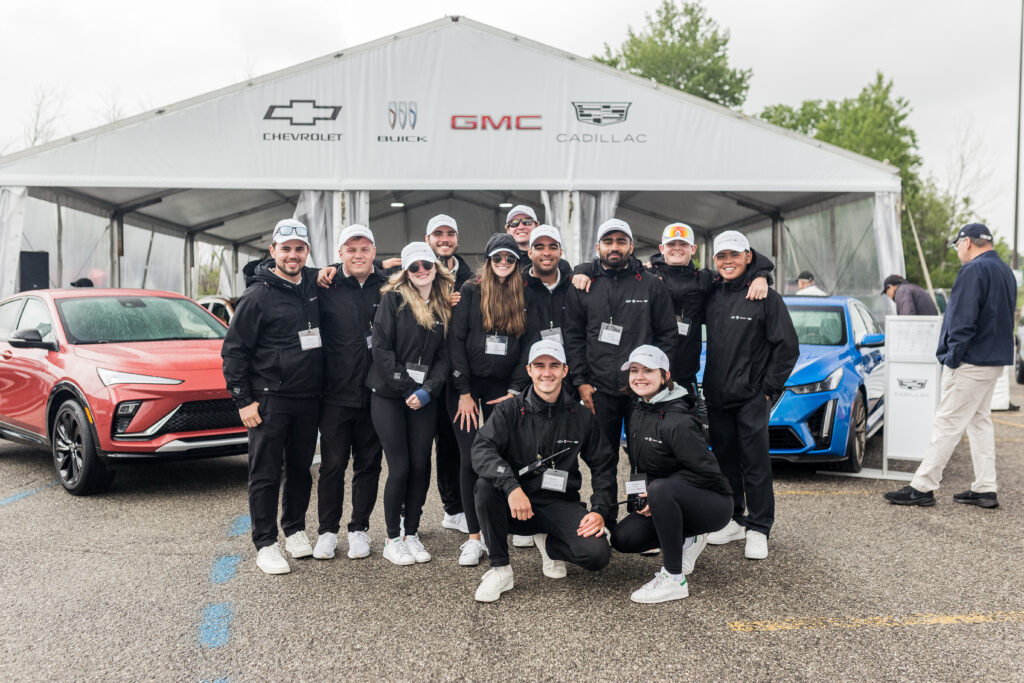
left=789, top=368, right=843, bottom=394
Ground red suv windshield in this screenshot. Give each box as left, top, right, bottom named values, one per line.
left=56, top=296, right=227, bottom=344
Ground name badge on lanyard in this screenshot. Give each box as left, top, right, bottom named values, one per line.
left=541, top=468, right=569, bottom=493
left=485, top=334, right=508, bottom=356
left=625, top=473, right=647, bottom=496
left=540, top=327, right=563, bottom=345
left=676, top=315, right=691, bottom=336
left=298, top=327, right=322, bottom=350
left=406, top=362, right=429, bottom=384
left=599, top=322, right=623, bottom=346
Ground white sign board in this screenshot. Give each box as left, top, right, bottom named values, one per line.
left=883, top=315, right=943, bottom=463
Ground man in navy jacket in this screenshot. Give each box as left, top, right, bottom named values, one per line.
left=885, top=223, right=1016, bottom=509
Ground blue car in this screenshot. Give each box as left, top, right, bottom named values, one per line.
left=698, top=296, right=886, bottom=472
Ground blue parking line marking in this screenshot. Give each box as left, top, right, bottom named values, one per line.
left=200, top=678, right=229, bottom=683
left=209, top=555, right=242, bottom=584
left=228, top=515, right=251, bottom=537
left=198, top=603, right=233, bottom=649
left=0, top=479, right=58, bottom=508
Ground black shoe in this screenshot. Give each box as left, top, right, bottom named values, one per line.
left=952, top=490, right=999, bottom=509
left=883, top=486, right=936, bottom=506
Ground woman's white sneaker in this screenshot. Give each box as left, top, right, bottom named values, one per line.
left=533, top=533, right=567, bottom=579
left=382, top=537, right=415, bottom=565
left=284, top=530, right=314, bottom=558
left=256, top=544, right=291, bottom=575
left=475, top=566, right=514, bottom=602
left=313, top=532, right=338, bottom=560
left=681, top=534, right=708, bottom=574
left=744, top=530, right=768, bottom=560
left=347, top=531, right=371, bottom=559
left=442, top=512, right=469, bottom=533
left=404, top=534, right=432, bottom=563
left=630, top=571, right=689, bottom=604
left=512, top=534, right=535, bottom=547
left=707, top=520, right=746, bottom=545
left=459, top=538, right=487, bottom=566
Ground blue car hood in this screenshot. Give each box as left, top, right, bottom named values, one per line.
left=697, top=344, right=846, bottom=386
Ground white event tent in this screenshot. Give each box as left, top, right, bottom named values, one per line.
left=0, top=16, right=903, bottom=312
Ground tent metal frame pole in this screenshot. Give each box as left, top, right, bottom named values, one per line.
left=184, top=232, right=195, bottom=297
left=109, top=213, right=123, bottom=288
left=55, top=199, right=63, bottom=288
left=1014, top=0, right=1023, bottom=270
left=141, top=229, right=156, bottom=289
left=771, top=213, right=785, bottom=292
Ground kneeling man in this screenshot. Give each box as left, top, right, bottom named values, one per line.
left=471, top=340, right=617, bottom=602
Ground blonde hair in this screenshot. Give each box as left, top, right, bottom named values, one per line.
left=477, top=260, right=526, bottom=337
left=383, top=262, right=454, bottom=333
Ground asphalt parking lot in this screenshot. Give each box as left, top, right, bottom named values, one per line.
left=2, top=389, right=1023, bottom=682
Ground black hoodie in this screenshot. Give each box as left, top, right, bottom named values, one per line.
left=320, top=264, right=387, bottom=408
left=221, top=258, right=323, bottom=409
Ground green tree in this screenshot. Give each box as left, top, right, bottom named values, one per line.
left=597, top=0, right=752, bottom=109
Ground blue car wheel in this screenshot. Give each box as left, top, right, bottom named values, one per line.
left=836, top=392, right=866, bottom=473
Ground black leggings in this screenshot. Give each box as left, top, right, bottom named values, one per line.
left=611, top=474, right=732, bottom=575
left=371, top=394, right=438, bottom=539
left=446, top=377, right=509, bottom=535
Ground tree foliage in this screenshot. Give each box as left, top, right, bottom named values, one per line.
left=597, top=0, right=752, bottom=109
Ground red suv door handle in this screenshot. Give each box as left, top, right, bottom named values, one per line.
left=1, top=350, right=12, bottom=360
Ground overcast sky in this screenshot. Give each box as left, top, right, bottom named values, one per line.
left=3, top=0, right=1020, bottom=241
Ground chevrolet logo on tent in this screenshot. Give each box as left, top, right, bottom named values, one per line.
left=388, top=101, right=417, bottom=130
left=572, top=102, right=631, bottom=126
left=264, top=100, right=342, bottom=126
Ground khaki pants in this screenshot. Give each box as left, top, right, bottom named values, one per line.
left=910, top=363, right=1003, bottom=494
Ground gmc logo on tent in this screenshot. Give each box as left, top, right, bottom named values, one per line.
left=450, top=115, right=542, bottom=130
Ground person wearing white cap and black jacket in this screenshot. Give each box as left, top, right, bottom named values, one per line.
left=367, top=241, right=454, bottom=565
left=471, top=340, right=616, bottom=602
left=611, top=345, right=732, bottom=603
left=504, top=204, right=540, bottom=263
left=446, top=233, right=528, bottom=566
left=313, top=225, right=387, bottom=562
left=703, top=230, right=798, bottom=561
left=221, top=218, right=324, bottom=575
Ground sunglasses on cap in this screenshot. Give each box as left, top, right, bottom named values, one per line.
left=276, top=224, right=309, bottom=238
left=507, top=218, right=536, bottom=228
left=407, top=261, right=434, bottom=274
left=489, top=253, right=518, bottom=265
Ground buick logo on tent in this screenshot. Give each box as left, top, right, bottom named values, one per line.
left=572, top=102, right=631, bottom=126
left=388, top=101, right=417, bottom=130
left=897, top=378, right=927, bottom=390
left=264, top=100, right=342, bottom=126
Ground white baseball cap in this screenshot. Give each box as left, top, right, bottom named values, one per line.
left=527, top=339, right=567, bottom=365
left=400, top=242, right=438, bottom=270
left=529, top=225, right=562, bottom=249
left=620, top=345, right=670, bottom=372
left=337, top=224, right=375, bottom=250
left=506, top=205, right=538, bottom=224
left=426, top=214, right=458, bottom=235
left=596, top=218, right=633, bottom=242
left=662, top=223, right=695, bottom=245
left=272, top=218, right=310, bottom=246
left=713, top=230, right=750, bottom=255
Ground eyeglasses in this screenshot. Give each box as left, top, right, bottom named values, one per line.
left=275, top=224, right=309, bottom=238
left=407, top=261, right=434, bottom=274
left=507, top=218, right=536, bottom=228
left=490, top=253, right=518, bottom=265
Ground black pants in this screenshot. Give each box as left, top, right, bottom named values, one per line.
left=247, top=395, right=320, bottom=550
left=611, top=474, right=732, bottom=574
left=707, top=394, right=774, bottom=536
left=371, top=393, right=437, bottom=539
left=474, top=479, right=610, bottom=570
left=316, top=403, right=383, bottom=535
left=446, top=377, right=508, bottom=535
left=434, top=382, right=463, bottom=516
left=592, top=390, right=630, bottom=524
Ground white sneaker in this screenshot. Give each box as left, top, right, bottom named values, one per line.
left=313, top=532, right=337, bottom=560
left=284, top=530, right=313, bottom=558
left=442, top=512, right=470, bottom=533
left=459, top=538, right=487, bottom=566
left=256, top=544, right=291, bottom=575
left=533, top=533, right=567, bottom=579
left=640, top=547, right=662, bottom=556
left=745, top=530, right=768, bottom=560
left=475, top=566, right=514, bottom=602
left=707, top=520, right=746, bottom=545
left=512, top=534, right=535, bottom=547
left=681, top=534, right=708, bottom=575
left=382, top=537, right=415, bottom=565
left=347, top=531, right=371, bottom=559
left=404, top=534, right=432, bottom=563
left=630, top=570, right=689, bottom=604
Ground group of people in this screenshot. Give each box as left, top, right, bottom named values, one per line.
left=220, top=205, right=801, bottom=603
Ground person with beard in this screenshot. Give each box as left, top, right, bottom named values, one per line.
left=221, top=219, right=323, bottom=575
left=447, top=233, right=528, bottom=566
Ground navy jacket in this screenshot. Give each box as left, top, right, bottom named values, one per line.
left=936, top=250, right=1016, bottom=368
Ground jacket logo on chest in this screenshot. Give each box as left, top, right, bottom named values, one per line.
left=623, top=299, right=649, bottom=304
left=730, top=315, right=753, bottom=321
left=643, top=436, right=663, bottom=444
left=555, top=439, right=580, bottom=445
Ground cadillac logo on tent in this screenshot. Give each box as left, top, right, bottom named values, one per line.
left=572, top=102, right=631, bottom=126
left=897, top=378, right=927, bottom=391
left=264, top=100, right=342, bottom=126
left=388, top=101, right=417, bottom=130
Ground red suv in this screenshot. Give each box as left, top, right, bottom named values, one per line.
left=0, top=289, right=247, bottom=495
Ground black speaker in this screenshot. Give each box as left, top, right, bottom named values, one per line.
left=18, top=251, right=49, bottom=292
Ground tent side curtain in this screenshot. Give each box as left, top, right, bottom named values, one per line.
left=0, top=187, right=27, bottom=298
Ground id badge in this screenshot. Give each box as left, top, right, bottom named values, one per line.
left=625, top=473, right=648, bottom=496
left=599, top=322, right=623, bottom=346
left=676, top=316, right=691, bottom=337
left=540, top=327, right=563, bottom=345
left=405, top=362, right=429, bottom=384
left=541, top=468, right=569, bottom=493
left=298, top=327, right=322, bottom=350
left=485, top=334, right=508, bottom=356
left=365, top=335, right=373, bottom=349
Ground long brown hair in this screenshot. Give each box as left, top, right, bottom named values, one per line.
left=383, top=264, right=454, bottom=334
left=478, top=259, right=526, bottom=336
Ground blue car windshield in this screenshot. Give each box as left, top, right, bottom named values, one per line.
left=789, top=307, right=846, bottom=346
left=56, top=296, right=226, bottom=344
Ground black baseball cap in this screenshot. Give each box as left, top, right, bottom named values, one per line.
left=947, top=223, right=993, bottom=247
left=797, top=271, right=814, bottom=281
left=881, top=274, right=904, bottom=294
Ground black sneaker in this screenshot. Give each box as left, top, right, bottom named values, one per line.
left=952, top=490, right=999, bottom=509
left=883, top=486, right=936, bottom=506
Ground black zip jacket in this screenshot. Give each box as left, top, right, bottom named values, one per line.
left=320, top=265, right=386, bottom=408
left=509, top=260, right=576, bottom=393
left=221, top=258, right=323, bottom=409
left=704, top=270, right=799, bottom=410
left=563, top=257, right=676, bottom=395
left=366, top=290, right=449, bottom=399
left=472, top=387, right=617, bottom=521
left=446, top=253, right=474, bottom=292
left=448, top=278, right=525, bottom=395
left=626, top=390, right=732, bottom=497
